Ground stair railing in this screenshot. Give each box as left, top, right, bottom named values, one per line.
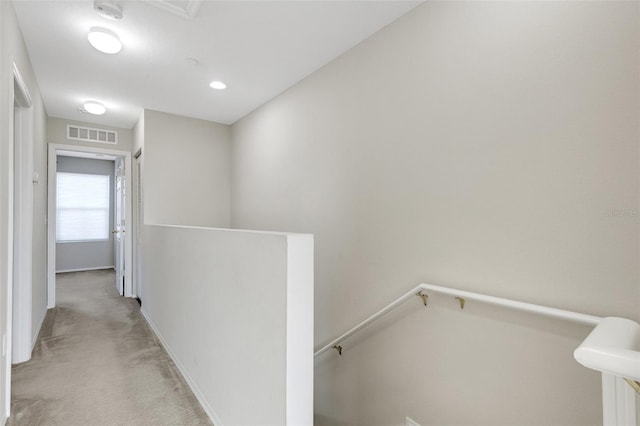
left=315, top=282, right=639, bottom=426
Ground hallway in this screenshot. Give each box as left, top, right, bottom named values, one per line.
left=8, top=270, right=211, bottom=425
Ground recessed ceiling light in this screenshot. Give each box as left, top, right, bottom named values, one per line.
left=83, top=101, right=106, bottom=115
left=88, top=27, right=122, bottom=54
left=209, top=81, right=227, bottom=90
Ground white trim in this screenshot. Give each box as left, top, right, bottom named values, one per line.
left=56, top=239, right=110, bottom=244
left=140, top=308, right=223, bottom=426
left=47, top=147, right=56, bottom=308
left=48, top=144, right=133, bottom=309
left=9, top=64, right=35, bottom=406
left=1, top=73, right=15, bottom=423
left=30, top=308, right=47, bottom=350
left=133, top=152, right=143, bottom=300
left=56, top=266, right=115, bottom=274
left=12, top=63, right=32, bottom=107
left=12, top=102, right=33, bottom=364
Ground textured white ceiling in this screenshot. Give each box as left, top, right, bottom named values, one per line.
left=12, top=0, right=421, bottom=129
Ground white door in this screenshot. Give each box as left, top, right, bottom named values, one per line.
left=114, top=158, right=125, bottom=295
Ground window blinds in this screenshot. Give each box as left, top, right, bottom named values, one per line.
left=56, top=172, right=110, bottom=242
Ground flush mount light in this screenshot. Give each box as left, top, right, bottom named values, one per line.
left=83, top=101, right=106, bottom=115
left=88, top=27, right=122, bottom=54
left=209, top=81, right=227, bottom=90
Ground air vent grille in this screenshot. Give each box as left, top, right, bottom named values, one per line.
left=67, top=124, right=117, bottom=144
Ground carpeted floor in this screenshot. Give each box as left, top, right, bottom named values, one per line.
left=8, top=270, right=213, bottom=426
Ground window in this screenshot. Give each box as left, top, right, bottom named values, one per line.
left=56, top=172, right=110, bottom=242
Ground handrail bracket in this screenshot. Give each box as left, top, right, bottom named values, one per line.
left=455, top=296, right=466, bottom=309
left=416, top=291, right=428, bottom=306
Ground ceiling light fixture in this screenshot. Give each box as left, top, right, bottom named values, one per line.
left=88, top=27, right=122, bottom=54
left=83, top=101, right=107, bottom=115
left=209, top=81, right=227, bottom=90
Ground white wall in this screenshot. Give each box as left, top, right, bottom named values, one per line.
left=141, top=224, right=313, bottom=425
left=0, top=0, right=48, bottom=421
left=55, top=156, right=115, bottom=273
left=231, top=1, right=639, bottom=424
left=132, top=112, right=144, bottom=154
left=47, top=117, right=133, bottom=152
left=143, top=109, right=231, bottom=227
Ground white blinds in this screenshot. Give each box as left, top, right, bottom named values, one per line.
left=56, top=172, right=110, bottom=242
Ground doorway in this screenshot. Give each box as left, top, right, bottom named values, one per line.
left=55, top=156, right=116, bottom=276
left=47, top=144, right=133, bottom=307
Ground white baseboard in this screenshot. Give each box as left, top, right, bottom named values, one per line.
left=30, top=306, right=48, bottom=350
left=56, top=266, right=115, bottom=273
left=140, top=308, right=224, bottom=426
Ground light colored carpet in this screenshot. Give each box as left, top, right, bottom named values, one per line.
left=8, top=270, right=213, bottom=426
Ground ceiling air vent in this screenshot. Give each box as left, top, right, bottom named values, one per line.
left=67, top=124, right=117, bottom=144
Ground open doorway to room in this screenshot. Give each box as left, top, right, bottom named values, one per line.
left=47, top=145, right=133, bottom=308
left=55, top=156, right=115, bottom=274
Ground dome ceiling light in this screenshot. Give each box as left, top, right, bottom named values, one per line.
left=209, top=81, right=227, bottom=90
left=88, top=27, right=122, bottom=54
left=83, top=101, right=107, bottom=115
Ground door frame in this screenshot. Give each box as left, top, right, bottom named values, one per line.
left=47, top=144, right=133, bottom=307
left=2, top=62, right=34, bottom=418
left=133, top=149, right=143, bottom=302
left=11, top=64, right=34, bottom=366
left=114, top=157, right=125, bottom=296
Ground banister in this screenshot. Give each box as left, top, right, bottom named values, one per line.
left=314, top=282, right=602, bottom=357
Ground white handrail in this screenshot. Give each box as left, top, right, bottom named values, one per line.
left=314, top=286, right=422, bottom=357
left=314, top=282, right=602, bottom=357
left=421, top=283, right=602, bottom=326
